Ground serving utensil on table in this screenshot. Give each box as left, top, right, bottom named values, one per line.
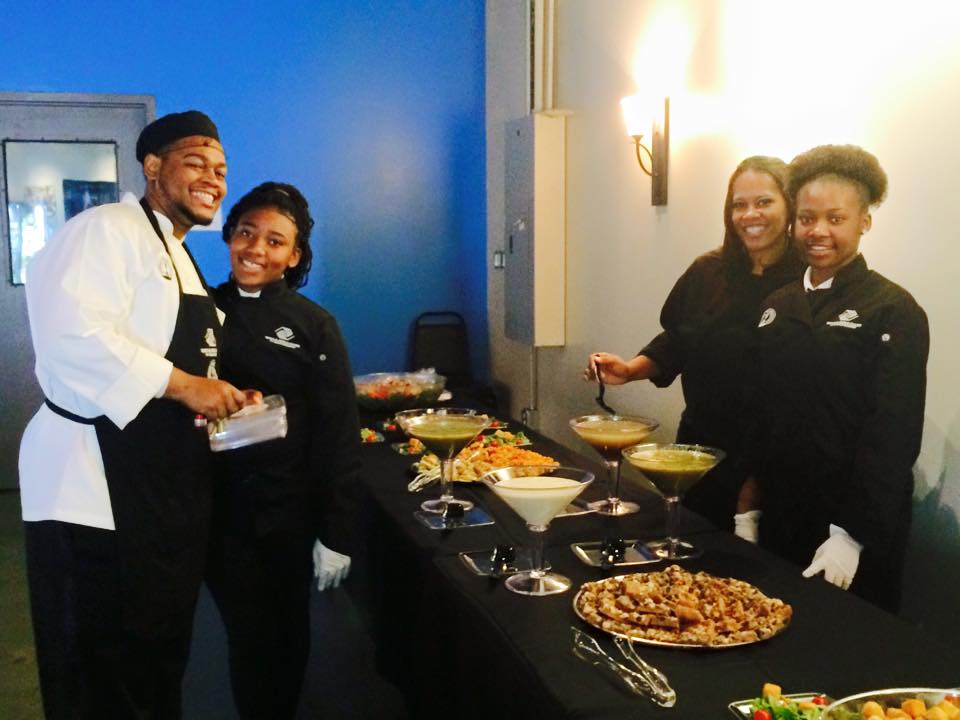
left=612, top=636, right=675, bottom=706
left=571, top=627, right=676, bottom=707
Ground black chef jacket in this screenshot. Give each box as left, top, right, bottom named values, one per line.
left=640, top=246, right=804, bottom=529
left=212, top=279, right=361, bottom=554
left=750, top=255, right=928, bottom=610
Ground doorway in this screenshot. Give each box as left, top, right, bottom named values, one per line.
left=0, top=91, right=154, bottom=489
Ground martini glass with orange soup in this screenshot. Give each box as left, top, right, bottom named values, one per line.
left=569, top=414, right=659, bottom=515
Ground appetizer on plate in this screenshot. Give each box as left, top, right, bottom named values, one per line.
left=730, top=683, right=829, bottom=719
left=575, top=565, right=793, bottom=647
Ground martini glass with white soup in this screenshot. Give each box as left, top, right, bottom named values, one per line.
left=569, top=414, right=659, bottom=515
left=622, top=443, right=724, bottom=560
left=481, top=466, right=594, bottom=596
left=395, top=407, right=490, bottom=513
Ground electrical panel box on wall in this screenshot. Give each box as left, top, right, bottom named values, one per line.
left=503, top=112, right=565, bottom=347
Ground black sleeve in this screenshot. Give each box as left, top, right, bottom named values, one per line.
left=835, top=296, right=929, bottom=554
left=639, top=260, right=699, bottom=387
left=739, top=307, right=768, bottom=479
left=308, top=315, right=362, bottom=557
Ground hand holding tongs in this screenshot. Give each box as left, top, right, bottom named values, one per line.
left=571, top=627, right=676, bottom=707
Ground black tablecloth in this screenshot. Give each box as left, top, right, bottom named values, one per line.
left=349, top=420, right=956, bottom=719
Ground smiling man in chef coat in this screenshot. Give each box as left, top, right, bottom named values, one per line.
left=19, top=110, right=259, bottom=719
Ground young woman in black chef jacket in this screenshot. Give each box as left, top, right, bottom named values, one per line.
left=585, top=156, right=804, bottom=532
left=205, top=182, right=361, bottom=718
left=739, top=145, right=929, bottom=613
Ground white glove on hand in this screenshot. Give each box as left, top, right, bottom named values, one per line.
left=313, top=540, right=351, bottom=591
left=801, top=525, right=862, bottom=590
left=733, top=510, right=762, bottom=544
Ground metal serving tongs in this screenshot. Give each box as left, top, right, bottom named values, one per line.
left=613, top=636, right=676, bottom=707
left=571, top=628, right=676, bottom=707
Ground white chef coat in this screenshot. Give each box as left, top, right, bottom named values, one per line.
left=19, top=193, right=214, bottom=530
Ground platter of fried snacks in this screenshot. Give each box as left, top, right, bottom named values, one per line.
left=574, top=564, right=793, bottom=648
left=415, top=433, right=558, bottom=483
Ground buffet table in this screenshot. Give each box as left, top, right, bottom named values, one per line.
left=348, top=419, right=955, bottom=719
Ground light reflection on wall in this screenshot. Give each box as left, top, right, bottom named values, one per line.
left=625, top=0, right=960, bottom=162
left=628, top=5, right=691, bottom=103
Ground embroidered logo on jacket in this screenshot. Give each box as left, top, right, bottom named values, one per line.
left=158, top=256, right=174, bottom=280
left=758, top=308, right=776, bottom=328
left=201, top=326, right=219, bottom=357
left=265, top=326, right=301, bottom=349
left=826, top=309, right=862, bottom=329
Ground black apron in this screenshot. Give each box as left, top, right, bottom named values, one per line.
left=47, top=199, right=221, bottom=641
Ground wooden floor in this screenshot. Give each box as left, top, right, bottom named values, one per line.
left=0, top=491, right=408, bottom=720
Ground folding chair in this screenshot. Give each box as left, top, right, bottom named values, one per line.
left=409, top=311, right=473, bottom=389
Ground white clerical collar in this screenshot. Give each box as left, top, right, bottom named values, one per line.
left=803, top=266, right=834, bottom=291
left=237, top=286, right=262, bottom=298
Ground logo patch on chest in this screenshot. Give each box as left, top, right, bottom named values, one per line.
left=265, top=326, right=301, bottom=349
left=826, top=309, right=862, bottom=329
left=758, top=308, right=776, bottom=328
left=201, top=326, right=219, bottom=357
left=158, top=256, right=174, bottom=281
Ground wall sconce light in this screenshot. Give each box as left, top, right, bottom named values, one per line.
left=620, top=95, right=670, bottom=206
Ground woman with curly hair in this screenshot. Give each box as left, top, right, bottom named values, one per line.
left=585, top=156, right=803, bottom=530
left=205, top=182, right=361, bottom=718
left=740, top=145, right=929, bottom=613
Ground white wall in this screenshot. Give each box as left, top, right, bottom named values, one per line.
left=486, top=0, right=960, bottom=631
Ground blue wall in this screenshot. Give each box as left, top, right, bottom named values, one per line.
left=3, top=0, right=487, bottom=377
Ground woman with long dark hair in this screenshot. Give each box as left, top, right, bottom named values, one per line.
left=585, top=156, right=804, bottom=532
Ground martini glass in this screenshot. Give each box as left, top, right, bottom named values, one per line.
left=395, top=407, right=490, bottom=513
left=569, top=414, right=659, bottom=515
left=481, top=465, right=594, bottom=596
left=622, top=443, right=725, bottom=560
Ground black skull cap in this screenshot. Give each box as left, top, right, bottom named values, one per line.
left=136, top=110, right=220, bottom=162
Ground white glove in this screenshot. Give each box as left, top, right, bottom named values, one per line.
left=313, top=540, right=351, bottom=591
left=801, top=525, right=862, bottom=590
left=733, top=510, right=762, bottom=543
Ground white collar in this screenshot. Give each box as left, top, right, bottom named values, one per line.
left=237, top=286, right=262, bottom=298
left=121, top=192, right=179, bottom=242
left=803, top=266, right=834, bottom=291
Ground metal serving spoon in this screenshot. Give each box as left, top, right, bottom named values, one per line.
left=592, top=357, right=618, bottom=415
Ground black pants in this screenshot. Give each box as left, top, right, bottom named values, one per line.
left=24, top=520, right=195, bottom=720
left=205, top=516, right=314, bottom=720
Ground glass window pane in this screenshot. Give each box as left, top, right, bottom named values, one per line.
left=4, top=140, right=118, bottom=285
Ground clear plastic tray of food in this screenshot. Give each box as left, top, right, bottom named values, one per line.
left=208, top=394, right=287, bottom=452
left=354, top=369, right=446, bottom=412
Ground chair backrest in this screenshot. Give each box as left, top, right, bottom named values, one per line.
left=410, top=311, right=472, bottom=389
